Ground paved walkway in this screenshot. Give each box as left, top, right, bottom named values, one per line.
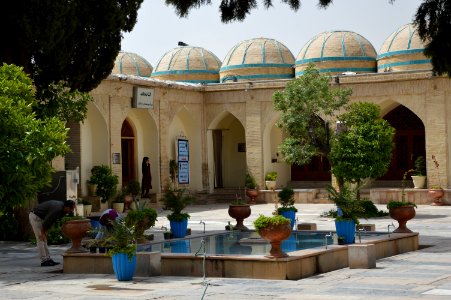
left=1, top=203, right=451, bottom=299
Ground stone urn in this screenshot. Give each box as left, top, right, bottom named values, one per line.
left=258, top=223, right=292, bottom=258
left=265, top=180, right=277, bottom=191
left=428, top=188, right=445, bottom=205
left=61, top=219, right=91, bottom=253
left=389, top=206, right=416, bottom=233
left=246, top=189, right=259, bottom=204
left=228, top=204, right=251, bottom=231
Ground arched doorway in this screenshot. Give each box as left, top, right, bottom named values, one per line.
left=121, top=119, right=136, bottom=186
left=380, top=105, right=425, bottom=180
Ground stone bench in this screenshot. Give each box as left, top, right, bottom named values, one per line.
left=348, top=244, right=376, bottom=269
left=357, top=224, right=376, bottom=231
left=297, top=223, right=317, bottom=230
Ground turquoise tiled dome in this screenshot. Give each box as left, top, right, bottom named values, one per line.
left=112, top=51, right=153, bottom=77
left=377, top=24, right=431, bottom=72
left=296, top=31, right=377, bottom=76
left=151, top=46, right=222, bottom=83
left=220, top=37, right=295, bottom=82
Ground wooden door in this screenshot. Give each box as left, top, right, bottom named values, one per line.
left=121, top=120, right=135, bottom=186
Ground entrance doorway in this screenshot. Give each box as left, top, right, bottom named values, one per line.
left=380, top=105, right=425, bottom=180
left=121, top=120, right=136, bottom=186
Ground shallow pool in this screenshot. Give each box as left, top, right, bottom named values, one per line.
left=148, top=231, right=338, bottom=255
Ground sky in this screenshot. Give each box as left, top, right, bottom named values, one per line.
left=121, top=0, right=424, bottom=67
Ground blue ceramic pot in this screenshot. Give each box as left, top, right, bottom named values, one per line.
left=280, top=210, right=296, bottom=229
left=334, top=219, right=356, bottom=244
left=112, top=253, right=136, bottom=281
left=170, top=219, right=188, bottom=238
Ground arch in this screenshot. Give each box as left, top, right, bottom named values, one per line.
left=80, top=102, right=109, bottom=196
left=121, top=119, right=136, bottom=186
left=262, top=113, right=290, bottom=188
left=126, top=109, right=159, bottom=193
left=380, top=104, right=425, bottom=180
left=207, top=111, right=246, bottom=190
left=168, top=106, right=203, bottom=190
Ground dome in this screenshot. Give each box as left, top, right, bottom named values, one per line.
left=295, top=31, right=377, bottom=76
left=377, top=23, right=431, bottom=72
left=219, top=38, right=295, bottom=82
left=151, top=46, right=221, bottom=83
left=112, top=51, right=153, bottom=77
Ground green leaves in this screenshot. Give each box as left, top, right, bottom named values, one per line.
left=0, top=64, right=69, bottom=211
left=273, top=64, right=352, bottom=166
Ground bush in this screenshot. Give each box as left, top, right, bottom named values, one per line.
left=253, top=214, right=290, bottom=232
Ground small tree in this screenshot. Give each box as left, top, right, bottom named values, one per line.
left=0, top=64, right=70, bottom=211
left=273, top=64, right=352, bottom=166
left=329, top=102, right=395, bottom=196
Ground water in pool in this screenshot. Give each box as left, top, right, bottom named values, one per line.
left=149, top=231, right=336, bottom=255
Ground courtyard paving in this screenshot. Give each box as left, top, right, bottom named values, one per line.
left=1, top=203, right=451, bottom=299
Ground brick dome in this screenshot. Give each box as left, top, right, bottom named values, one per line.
left=377, top=24, right=431, bottom=72
left=151, top=46, right=221, bottom=83
left=112, top=51, right=153, bottom=77
left=220, top=37, right=295, bottom=82
left=295, top=31, right=377, bottom=76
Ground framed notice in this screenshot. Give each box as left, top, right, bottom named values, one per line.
left=177, top=139, right=189, bottom=162
left=178, top=161, right=190, bottom=184
left=112, top=153, right=121, bottom=164
left=132, top=87, right=154, bottom=109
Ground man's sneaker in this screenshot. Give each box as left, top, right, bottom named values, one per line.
left=41, top=259, right=60, bottom=267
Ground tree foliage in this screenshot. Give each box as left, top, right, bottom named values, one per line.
left=329, top=102, right=395, bottom=186
left=273, top=64, right=352, bottom=166
left=0, top=64, right=70, bottom=211
left=414, top=0, right=451, bottom=77
left=0, top=0, right=143, bottom=93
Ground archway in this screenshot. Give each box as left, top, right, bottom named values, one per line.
left=121, top=119, right=136, bottom=186
left=208, top=112, right=246, bottom=188
left=380, top=105, right=425, bottom=180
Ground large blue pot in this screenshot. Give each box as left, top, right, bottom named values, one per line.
left=170, top=219, right=188, bottom=238
left=334, top=219, right=356, bottom=244
left=112, top=253, right=136, bottom=281
left=280, top=210, right=296, bottom=229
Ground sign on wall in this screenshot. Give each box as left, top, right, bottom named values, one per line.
left=133, top=87, right=154, bottom=109
left=177, top=139, right=189, bottom=161
left=178, top=161, right=190, bottom=184
left=177, top=139, right=190, bottom=184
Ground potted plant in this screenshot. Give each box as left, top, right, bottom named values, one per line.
left=82, top=198, right=92, bottom=216
left=125, top=200, right=157, bottom=243
left=125, top=180, right=140, bottom=210
left=386, top=170, right=417, bottom=233
left=88, top=165, right=119, bottom=208
left=253, top=214, right=292, bottom=258
left=228, top=191, right=251, bottom=231
left=160, top=187, right=196, bottom=238
left=326, top=185, right=364, bottom=244
left=276, top=187, right=297, bottom=229
left=265, top=171, right=278, bottom=190
left=245, top=171, right=259, bottom=204
left=429, top=155, right=445, bottom=205
left=105, top=219, right=137, bottom=281
left=112, top=191, right=125, bottom=213
left=61, top=215, right=91, bottom=253
left=411, top=156, right=426, bottom=189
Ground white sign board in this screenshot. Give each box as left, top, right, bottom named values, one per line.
left=178, top=161, right=190, bottom=184
left=133, top=87, right=154, bottom=109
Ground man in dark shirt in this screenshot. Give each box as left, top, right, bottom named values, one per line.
left=29, top=200, right=75, bottom=266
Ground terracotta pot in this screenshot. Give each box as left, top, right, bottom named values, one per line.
left=429, top=188, right=444, bottom=205
left=61, top=219, right=91, bottom=253
left=228, top=204, right=251, bottom=231
left=258, top=223, right=292, bottom=258
left=389, top=206, right=416, bottom=233
left=124, top=195, right=134, bottom=211
left=246, top=189, right=259, bottom=204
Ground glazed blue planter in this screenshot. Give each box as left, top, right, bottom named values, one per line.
left=334, top=219, right=356, bottom=244
left=112, top=253, right=136, bottom=281
left=280, top=210, right=296, bottom=229
left=170, top=219, right=188, bottom=238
